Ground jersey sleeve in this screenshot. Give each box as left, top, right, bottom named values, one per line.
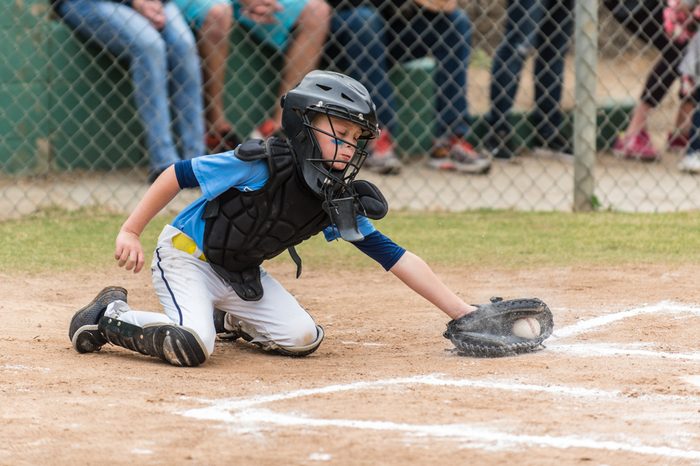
left=174, top=160, right=198, bottom=188
left=322, top=216, right=405, bottom=269
left=190, top=150, right=268, bottom=199
left=351, top=230, right=406, bottom=271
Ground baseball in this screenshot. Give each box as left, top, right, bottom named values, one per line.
left=512, top=317, right=541, bottom=339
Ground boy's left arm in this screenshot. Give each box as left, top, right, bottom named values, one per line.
left=341, top=224, right=472, bottom=320
left=349, top=228, right=555, bottom=356
left=389, top=251, right=473, bottom=320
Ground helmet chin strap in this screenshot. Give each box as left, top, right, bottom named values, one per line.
left=322, top=186, right=364, bottom=242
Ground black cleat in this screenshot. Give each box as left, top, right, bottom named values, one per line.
left=69, top=286, right=127, bottom=353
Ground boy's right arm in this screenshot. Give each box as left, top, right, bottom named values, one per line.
left=115, top=165, right=181, bottom=273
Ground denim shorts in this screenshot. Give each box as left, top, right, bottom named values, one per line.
left=172, top=0, right=308, bottom=50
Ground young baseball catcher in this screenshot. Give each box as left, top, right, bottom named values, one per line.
left=68, top=70, right=553, bottom=367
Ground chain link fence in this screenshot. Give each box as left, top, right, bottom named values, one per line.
left=2, top=0, right=700, bottom=219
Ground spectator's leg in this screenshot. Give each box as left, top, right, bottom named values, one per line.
left=633, top=55, right=678, bottom=137
left=272, top=0, right=331, bottom=129
left=675, top=97, right=695, bottom=136
left=328, top=7, right=397, bottom=135
left=532, top=0, right=573, bottom=143
left=678, top=87, right=700, bottom=172
left=326, top=7, right=401, bottom=174
left=420, top=9, right=471, bottom=139
left=197, top=3, right=234, bottom=135
left=487, top=0, right=539, bottom=134
left=58, top=0, right=180, bottom=172
left=604, top=0, right=668, bottom=51
left=625, top=102, right=654, bottom=137
left=162, top=2, right=206, bottom=160
left=614, top=40, right=686, bottom=159
left=638, top=42, right=685, bottom=113
left=399, top=10, right=487, bottom=172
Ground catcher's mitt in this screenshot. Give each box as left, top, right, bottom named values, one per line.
left=444, top=297, right=554, bottom=357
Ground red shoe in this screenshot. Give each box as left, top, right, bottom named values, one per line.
left=666, top=131, right=689, bottom=152
left=612, top=130, right=659, bottom=161
left=250, top=119, right=281, bottom=140
left=206, top=128, right=241, bottom=153
left=428, top=136, right=491, bottom=174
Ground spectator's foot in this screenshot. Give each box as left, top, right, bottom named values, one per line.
left=678, top=152, right=700, bottom=173
left=484, top=129, right=515, bottom=160
left=612, top=130, right=659, bottom=162
left=206, top=126, right=242, bottom=153
left=667, top=130, right=689, bottom=153
left=250, top=119, right=284, bottom=140
left=365, top=131, right=402, bottom=175
left=428, top=136, right=491, bottom=175
left=532, top=133, right=573, bottom=160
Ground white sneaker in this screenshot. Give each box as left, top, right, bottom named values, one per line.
left=678, top=152, right=700, bottom=173
left=428, top=136, right=492, bottom=174
left=365, top=131, right=402, bottom=175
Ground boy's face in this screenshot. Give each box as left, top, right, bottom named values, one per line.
left=312, top=115, right=365, bottom=171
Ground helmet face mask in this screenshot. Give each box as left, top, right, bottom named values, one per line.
left=303, top=109, right=371, bottom=194
left=281, top=70, right=380, bottom=199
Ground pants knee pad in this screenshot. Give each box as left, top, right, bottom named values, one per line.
left=271, top=325, right=325, bottom=357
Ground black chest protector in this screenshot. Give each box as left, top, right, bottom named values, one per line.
left=202, top=138, right=331, bottom=301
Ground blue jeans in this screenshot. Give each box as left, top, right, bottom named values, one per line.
left=58, top=0, right=205, bottom=171
left=328, top=7, right=472, bottom=139
left=487, top=0, right=573, bottom=140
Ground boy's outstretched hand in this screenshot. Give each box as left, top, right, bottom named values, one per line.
left=115, top=230, right=146, bottom=273
left=444, top=297, right=554, bottom=357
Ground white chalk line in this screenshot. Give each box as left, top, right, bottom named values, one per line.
left=683, top=376, right=700, bottom=388
left=182, top=374, right=697, bottom=415
left=178, top=302, right=700, bottom=460
left=552, top=300, right=700, bottom=340
left=549, top=342, right=700, bottom=361
left=547, top=301, right=700, bottom=361
left=0, top=364, right=50, bottom=372
left=225, top=409, right=700, bottom=460
left=181, top=374, right=700, bottom=459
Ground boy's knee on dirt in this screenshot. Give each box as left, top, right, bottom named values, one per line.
left=192, top=321, right=218, bottom=356
left=268, top=320, right=325, bottom=357
left=233, top=312, right=324, bottom=356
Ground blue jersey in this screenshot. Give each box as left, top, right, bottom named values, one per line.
left=171, top=151, right=405, bottom=270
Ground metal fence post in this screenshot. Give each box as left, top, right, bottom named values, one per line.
left=573, top=0, right=598, bottom=211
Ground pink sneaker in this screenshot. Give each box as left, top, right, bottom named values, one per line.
left=612, top=130, right=659, bottom=161
left=666, top=131, right=689, bottom=152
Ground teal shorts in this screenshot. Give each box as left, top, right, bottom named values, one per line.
left=172, top=0, right=308, bottom=50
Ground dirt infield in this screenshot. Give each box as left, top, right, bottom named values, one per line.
left=1, top=263, right=699, bottom=465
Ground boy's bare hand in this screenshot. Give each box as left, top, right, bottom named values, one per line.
left=240, top=0, right=282, bottom=24
left=115, top=230, right=146, bottom=273
left=132, top=0, right=166, bottom=30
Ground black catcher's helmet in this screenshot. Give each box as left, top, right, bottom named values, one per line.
left=281, top=70, right=379, bottom=198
